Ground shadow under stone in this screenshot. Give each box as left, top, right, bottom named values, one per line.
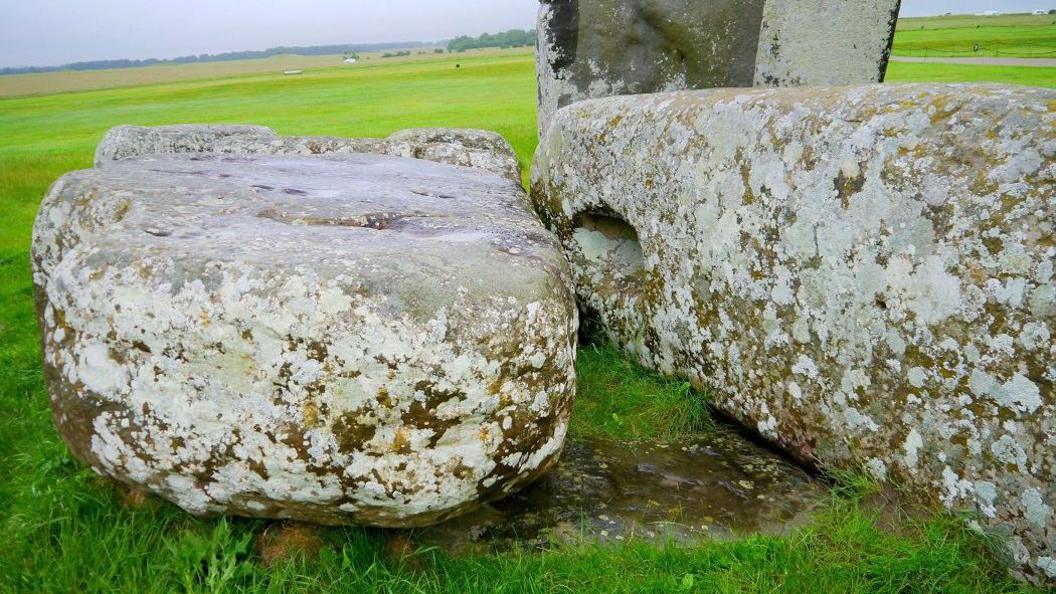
left=411, top=431, right=827, bottom=554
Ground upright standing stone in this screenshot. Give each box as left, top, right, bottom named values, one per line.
left=531, top=84, right=1056, bottom=584
left=537, top=0, right=902, bottom=135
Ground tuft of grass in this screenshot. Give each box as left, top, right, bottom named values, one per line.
left=572, top=343, right=714, bottom=442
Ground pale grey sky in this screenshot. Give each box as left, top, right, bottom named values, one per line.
left=1, top=0, right=1052, bottom=68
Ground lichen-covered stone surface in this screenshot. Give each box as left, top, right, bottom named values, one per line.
left=94, top=125, right=522, bottom=183
left=34, top=153, right=577, bottom=527
left=536, top=0, right=900, bottom=136
left=531, top=84, right=1056, bottom=583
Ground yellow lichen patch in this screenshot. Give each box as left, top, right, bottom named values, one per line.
left=377, top=386, right=393, bottom=409
left=302, top=400, right=320, bottom=428
left=391, top=427, right=413, bottom=455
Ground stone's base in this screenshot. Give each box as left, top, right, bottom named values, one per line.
left=531, top=83, right=1056, bottom=584
left=95, top=124, right=523, bottom=183
left=415, top=433, right=825, bottom=553
left=33, top=152, right=577, bottom=527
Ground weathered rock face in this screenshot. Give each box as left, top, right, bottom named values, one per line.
left=536, top=0, right=901, bottom=135
left=531, top=84, right=1056, bottom=583
left=34, top=153, right=577, bottom=527
left=95, top=125, right=522, bottom=183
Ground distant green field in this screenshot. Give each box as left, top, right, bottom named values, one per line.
left=894, top=13, right=1056, bottom=58
left=0, top=41, right=1051, bottom=594
left=0, top=46, right=519, bottom=99
left=886, top=61, right=1056, bottom=86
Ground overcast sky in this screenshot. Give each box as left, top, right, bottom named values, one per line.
left=1, top=0, right=1052, bottom=68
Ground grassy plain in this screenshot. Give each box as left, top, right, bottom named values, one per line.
left=894, top=13, right=1056, bottom=58
left=0, top=54, right=348, bottom=98
left=0, top=27, right=1052, bottom=594
left=0, top=45, right=512, bottom=99
left=886, top=61, right=1056, bottom=85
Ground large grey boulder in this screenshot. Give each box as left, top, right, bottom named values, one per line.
left=95, top=125, right=522, bottom=183
left=531, top=84, right=1056, bottom=584
left=34, top=153, right=577, bottom=527
left=537, top=0, right=901, bottom=135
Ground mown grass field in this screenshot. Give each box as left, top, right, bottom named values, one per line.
left=885, top=60, right=1056, bottom=85
left=894, top=13, right=1056, bottom=58
left=0, top=33, right=1052, bottom=594
left=0, top=45, right=508, bottom=99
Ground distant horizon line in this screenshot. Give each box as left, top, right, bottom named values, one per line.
left=0, top=40, right=448, bottom=74
left=0, top=27, right=543, bottom=72
left=2, top=10, right=1050, bottom=72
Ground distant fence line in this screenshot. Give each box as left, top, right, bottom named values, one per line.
left=895, top=40, right=1056, bottom=59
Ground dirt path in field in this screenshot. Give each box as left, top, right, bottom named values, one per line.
left=891, top=56, right=1056, bottom=67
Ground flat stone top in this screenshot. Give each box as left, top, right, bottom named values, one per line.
left=39, top=153, right=566, bottom=321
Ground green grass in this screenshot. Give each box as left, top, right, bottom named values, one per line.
left=572, top=344, right=713, bottom=442
left=0, top=487, right=1035, bottom=593
left=894, top=13, right=1056, bottom=58
left=1, top=46, right=1052, bottom=593
left=886, top=61, right=1056, bottom=86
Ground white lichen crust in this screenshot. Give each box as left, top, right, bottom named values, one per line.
left=34, top=153, right=577, bottom=527
left=531, top=83, right=1055, bottom=584
left=94, top=125, right=523, bottom=183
